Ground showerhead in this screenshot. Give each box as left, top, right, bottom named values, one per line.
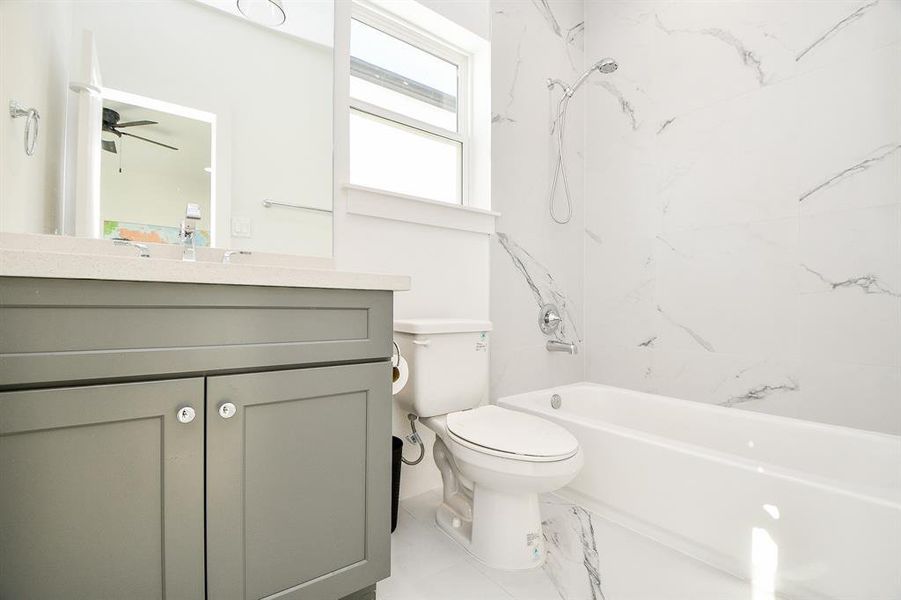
left=562, top=57, right=619, bottom=97
left=594, top=58, right=618, bottom=74
left=547, top=56, right=619, bottom=224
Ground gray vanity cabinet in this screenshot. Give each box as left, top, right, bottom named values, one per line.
left=206, top=363, right=390, bottom=600
left=0, top=378, right=206, bottom=600
left=0, top=276, right=393, bottom=600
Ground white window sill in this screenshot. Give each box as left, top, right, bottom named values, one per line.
left=343, top=184, right=498, bottom=234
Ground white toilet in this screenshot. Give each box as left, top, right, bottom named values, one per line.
left=394, top=319, right=583, bottom=571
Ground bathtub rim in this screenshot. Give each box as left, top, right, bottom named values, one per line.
left=498, top=382, right=901, bottom=508
left=499, top=381, right=901, bottom=444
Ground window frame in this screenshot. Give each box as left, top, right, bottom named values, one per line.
left=349, top=2, right=472, bottom=207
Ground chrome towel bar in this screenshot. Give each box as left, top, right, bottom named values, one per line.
left=261, top=199, right=331, bottom=214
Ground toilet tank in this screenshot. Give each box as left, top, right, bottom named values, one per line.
left=394, top=319, right=491, bottom=418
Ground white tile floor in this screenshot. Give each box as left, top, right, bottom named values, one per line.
left=379, top=490, right=753, bottom=600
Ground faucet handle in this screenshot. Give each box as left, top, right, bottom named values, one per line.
left=539, top=304, right=563, bottom=334
left=113, top=239, right=151, bottom=258
left=222, top=250, right=252, bottom=264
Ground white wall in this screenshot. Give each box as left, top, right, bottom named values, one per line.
left=0, top=0, right=72, bottom=234
left=333, top=0, right=492, bottom=499
left=582, top=1, right=901, bottom=434
left=489, top=0, right=586, bottom=400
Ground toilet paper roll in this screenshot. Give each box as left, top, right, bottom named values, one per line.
left=392, top=356, right=409, bottom=396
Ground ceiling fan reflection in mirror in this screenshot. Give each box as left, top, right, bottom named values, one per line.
left=101, top=107, right=179, bottom=154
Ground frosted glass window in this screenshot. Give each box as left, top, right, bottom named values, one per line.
left=350, top=19, right=458, bottom=132
left=349, top=109, right=461, bottom=204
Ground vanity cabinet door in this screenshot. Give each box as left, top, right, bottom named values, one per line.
left=206, top=363, right=391, bottom=600
left=0, top=378, right=206, bottom=600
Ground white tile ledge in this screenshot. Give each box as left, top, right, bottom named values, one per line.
left=344, top=184, right=499, bottom=235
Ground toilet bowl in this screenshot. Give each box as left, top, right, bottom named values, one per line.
left=394, top=319, right=583, bottom=570
left=423, top=406, right=583, bottom=570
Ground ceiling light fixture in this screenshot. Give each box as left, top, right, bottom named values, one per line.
left=236, top=0, right=286, bottom=26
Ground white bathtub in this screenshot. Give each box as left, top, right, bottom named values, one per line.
left=498, top=383, right=901, bottom=600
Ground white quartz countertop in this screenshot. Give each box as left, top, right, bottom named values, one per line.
left=0, top=233, right=411, bottom=292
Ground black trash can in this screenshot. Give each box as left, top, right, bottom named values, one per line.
left=391, top=436, right=403, bottom=533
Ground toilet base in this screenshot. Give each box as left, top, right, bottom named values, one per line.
left=426, top=426, right=574, bottom=571
left=435, top=486, right=546, bottom=571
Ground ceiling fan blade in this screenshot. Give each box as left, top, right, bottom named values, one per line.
left=119, top=131, right=179, bottom=151
left=101, top=139, right=118, bottom=154
left=115, top=120, right=158, bottom=128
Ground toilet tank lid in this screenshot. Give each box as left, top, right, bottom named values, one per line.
left=394, top=318, right=493, bottom=334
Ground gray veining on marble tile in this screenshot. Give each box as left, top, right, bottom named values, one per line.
left=566, top=21, right=585, bottom=46
left=572, top=506, right=606, bottom=600
left=496, top=232, right=582, bottom=343
left=722, top=362, right=763, bottom=386
left=702, top=28, right=766, bottom=85
left=655, top=15, right=766, bottom=85
left=584, top=228, right=603, bottom=246
left=802, top=264, right=900, bottom=297
left=720, top=378, right=800, bottom=407
left=638, top=336, right=658, bottom=348
left=795, top=0, right=881, bottom=62
left=657, top=305, right=716, bottom=352
left=656, top=235, right=690, bottom=258
left=798, top=143, right=901, bottom=203
left=531, top=0, right=562, bottom=37
left=497, top=232, right=543, bottom=301
left=541, top=498, right=607, bottom=600
left=565, top=21, right=585, bottom=71
left=493, top=23, right=526, bottom=126
left=656, top=117, right=676, bottom=135
left=596, top=81, right=639, bottom=130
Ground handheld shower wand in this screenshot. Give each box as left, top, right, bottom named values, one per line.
left=546, top=58, right=618, bottom=224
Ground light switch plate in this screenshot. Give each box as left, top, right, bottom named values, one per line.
left=231, top=216, right=252, bottom=238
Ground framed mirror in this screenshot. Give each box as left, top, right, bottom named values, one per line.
left=0, top=0, right=334, bottom=257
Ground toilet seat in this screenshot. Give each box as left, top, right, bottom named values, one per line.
left=446, top=405, right=579, bottom=462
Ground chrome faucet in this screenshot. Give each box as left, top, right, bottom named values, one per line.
left=540, top=304, right=577, bottom=353
left=113, top=239, right=151, bottom=258
left=547, top=339, right=578, bottom=354
left=180, top=221, right=196, bottom=262
left=180, top=203, right=202, bottom=262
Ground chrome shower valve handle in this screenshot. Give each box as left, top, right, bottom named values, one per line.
left=539, top=304, right=563, bottom=335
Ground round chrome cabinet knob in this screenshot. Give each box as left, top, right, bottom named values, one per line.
left=176, top=406, right=196, bottom=424
left=218, top=402, right=237, bottom=419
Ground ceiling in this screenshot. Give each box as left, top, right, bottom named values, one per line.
left=193, top=0, right=334, bottom=48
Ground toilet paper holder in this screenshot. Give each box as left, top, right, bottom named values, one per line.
left=392, top=341, right=401, bottom=380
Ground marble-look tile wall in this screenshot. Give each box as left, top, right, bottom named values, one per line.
left=490, top=0, right=587, bottom=399
left=582, top=0, right=901, bottom=434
